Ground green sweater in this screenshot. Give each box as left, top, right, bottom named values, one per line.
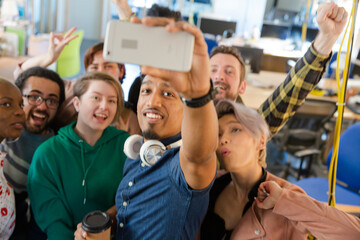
left=27, top=122, right=129, bottom=240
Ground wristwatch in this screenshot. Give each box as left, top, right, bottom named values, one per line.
left=180, top=81, right=216, bottom=108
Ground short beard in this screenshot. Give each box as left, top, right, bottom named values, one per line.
left=24, top=122, right=48, bottom=134
left=142, top=130, right=161, bottom=140
left=215, top=92, right=237, bottom=102
left=24, top=110, right=51, bottom=134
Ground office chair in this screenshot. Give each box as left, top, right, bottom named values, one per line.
left=295, top=122, right=360, bottom=207
left=204, top=37, right=218, bottom=56
left=274, top=98, right=337, bottom=180
left=56, top=30, right=84, bottom=78
left=327, top=52, right=354, bottom=79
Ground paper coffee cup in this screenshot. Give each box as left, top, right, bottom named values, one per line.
left=82, top=211, right=112, bottom=240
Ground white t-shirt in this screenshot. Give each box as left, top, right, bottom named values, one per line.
left=0, top=152, right=15, bottom=239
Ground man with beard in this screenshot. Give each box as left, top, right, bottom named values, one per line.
left=14, top=30, right=141, bottom=135
left=112, top=1, right=346, bottom=139
left=209, top=2, right=347, bottom=137
left=74, top=2, right=347, bottom=239
left=0, top=66, right=65, bottom=240
left=75, top=16, right=218, bottom=240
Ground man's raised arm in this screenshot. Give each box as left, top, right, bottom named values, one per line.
left=111, top=0, right=136, bottom=20
left=141, top=18, right=218, bottom=190
left=313, top=2, right=348, bottom=55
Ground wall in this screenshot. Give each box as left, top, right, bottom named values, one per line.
left=264, top=0, right=275, bottom=16
left=56, top=0, right=66, bottom=32
left=68, top=0, right=102, bottom=40
left=277, top=0, right=305, bottom=12
left=212, top=0, right=266, bottom=37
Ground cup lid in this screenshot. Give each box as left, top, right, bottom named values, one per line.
left=82, top=211, right=112, bottom=233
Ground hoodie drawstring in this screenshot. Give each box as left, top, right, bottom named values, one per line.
left=79, top=140, right=88, bottom=204
left=79, top=139, right=102, bottom=205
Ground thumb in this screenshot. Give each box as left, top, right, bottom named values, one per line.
left=81, top=230, right=87, bottom=238
left=259, top=181, right=270, bottom=193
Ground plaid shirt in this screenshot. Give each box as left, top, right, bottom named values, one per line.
left=256, top=45, right=331, bottom=137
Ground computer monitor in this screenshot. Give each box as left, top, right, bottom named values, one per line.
left=261, top=22, right=289, bottom=39
left=290, top=25, right=319, bottom=42
left=277, top=0, right=303, bottom=12
left=261, top=23, right=319, bottom=42
left=233, top=46, right=264, bottom=73
left=197, top=15, right=237, bottom=36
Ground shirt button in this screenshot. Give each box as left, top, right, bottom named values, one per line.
left=128, top=181, right=133, bottom=187
left=141, top=163, right=146, bottom=167
left=123, top=201, right=128, bottom=207
left=254, top=229, right=260, bottom=235
left=119, top=222, right=124, bottom=228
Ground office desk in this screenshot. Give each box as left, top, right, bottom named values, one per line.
left=262, top=53, right=298, bottom=72
left=243, top=71, right=360, bottom=121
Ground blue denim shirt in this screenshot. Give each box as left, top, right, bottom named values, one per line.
left=115, top=146, right=214, bottom=240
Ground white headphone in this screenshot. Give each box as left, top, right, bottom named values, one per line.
left=124, top=134, right=182, bottom=167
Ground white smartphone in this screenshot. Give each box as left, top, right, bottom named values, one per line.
left=103, top=21, right=194, bottom=72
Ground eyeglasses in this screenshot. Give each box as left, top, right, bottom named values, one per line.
left=23, top=94, right=59, bottom=109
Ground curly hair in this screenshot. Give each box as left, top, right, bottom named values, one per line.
left=146, top=4, right=182, bottom=21
left=15, top=67, right=65, bottom=107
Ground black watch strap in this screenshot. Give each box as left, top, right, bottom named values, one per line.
left=180, top=81, right=216, bottom=108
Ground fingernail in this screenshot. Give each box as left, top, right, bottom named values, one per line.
left=262, top=189, right=269, bottom=197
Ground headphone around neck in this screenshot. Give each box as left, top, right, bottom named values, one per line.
left=124, top=134, right=182, bottom=167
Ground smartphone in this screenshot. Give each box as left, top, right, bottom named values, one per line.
left=103, top=21, right=195, bottom=72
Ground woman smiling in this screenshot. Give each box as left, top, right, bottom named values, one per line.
left=27, top=72, right=129, bottom=239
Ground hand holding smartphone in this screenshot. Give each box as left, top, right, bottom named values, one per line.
left=103, top=21, right=194, bottom=72
left=106, top=17, right=211, bottom=99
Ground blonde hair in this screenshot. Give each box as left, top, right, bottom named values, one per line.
left=74, top=72, right=124, bottom=123
left=216, top=99, right=270, bottom=167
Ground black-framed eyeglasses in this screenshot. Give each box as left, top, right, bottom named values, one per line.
left=22, top=94, right=59, bottom=109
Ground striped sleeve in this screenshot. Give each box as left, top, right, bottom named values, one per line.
left=0, top=142, right=29, bottom=193
left=258, top=44, right=332, bottom=137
